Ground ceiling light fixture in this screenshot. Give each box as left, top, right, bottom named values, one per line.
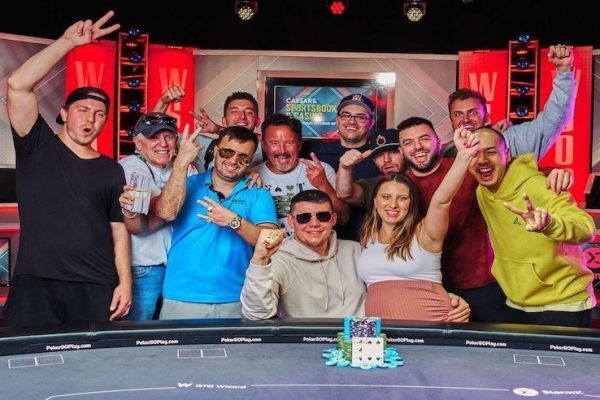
left=327, top=0, right=348, bottom=15
left=235, top=0, right=258, bottom=21
left=403, top=0, right=426, bottom=22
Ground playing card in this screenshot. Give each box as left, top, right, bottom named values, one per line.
left=351, top=337, right=384, bottom=365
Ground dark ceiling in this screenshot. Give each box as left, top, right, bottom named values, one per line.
left=2, top=1, right=599, bottom=54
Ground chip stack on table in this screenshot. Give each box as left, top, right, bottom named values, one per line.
left=322, top=316, right=403, bottom=370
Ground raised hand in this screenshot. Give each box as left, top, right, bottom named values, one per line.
left=339, top=148, right=372, bottom=169
left=546, top=168, right=573, bottom=194
left=504, top=193, right=552, bottom=232
left=196, top=196, right=236, bottom=227
left=491, top=118, right=513, bottom=133
left=175, top=123, right=203, bottom=168
left=251, top=228, right=285, bottom=266
left=548, top=44, right=574, bottom=73
left=190, top=108, right=221, bottom=139
left=301, top=152, right=328, bottom=189
left=453, top=127, right=480, bottom=159
left=63, top=10, right=120, bottom=47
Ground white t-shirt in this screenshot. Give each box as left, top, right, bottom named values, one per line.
left=257, top=160, right=337, bottom=234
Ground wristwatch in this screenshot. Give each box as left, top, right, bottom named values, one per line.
left=228, top=214, right=242, bottom=230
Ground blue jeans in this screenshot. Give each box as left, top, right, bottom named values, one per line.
left=126, top=264, right=166, bottom=321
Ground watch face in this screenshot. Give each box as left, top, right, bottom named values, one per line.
left=229, top=216, right=241, bottom=230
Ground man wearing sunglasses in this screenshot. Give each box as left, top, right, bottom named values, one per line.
left=257, top=113, right=349, bottom=234
left=241, top=190, right=470, bottom=321
left=152, top=126, right=277, bottom=319
left=118, top=112, right=185, bottom=320
left=4, top=11, right=131, bottom=327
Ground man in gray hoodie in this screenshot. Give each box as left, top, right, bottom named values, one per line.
left=241, top=190, right=470, bottom=320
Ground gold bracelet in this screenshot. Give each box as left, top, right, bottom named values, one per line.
left=121, top=208, right=138, bottom=219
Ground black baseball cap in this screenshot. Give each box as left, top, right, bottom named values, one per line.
left=56, top=86, right=111, bottom=124
left=131, top=112, right=178, bottom=138
left=370, top=129, right=400, bottom=156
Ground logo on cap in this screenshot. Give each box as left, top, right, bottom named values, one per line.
left=375, top=134, right=387, bottom=146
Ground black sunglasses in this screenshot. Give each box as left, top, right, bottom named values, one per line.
left=294, top=211, right=332, bottom=224
left=217, top=147, right=252, bottom=166
left=141, top=114, right=177, bottom=127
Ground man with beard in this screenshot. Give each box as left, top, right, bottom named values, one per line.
left=336, top=128, right=405, bottom=207
left=257, top=114, right=349, bottom=233
left=4, top=11, right=131, bottom=327
left=398, top=115, right=572, bottom=323
left=153, top=126, right=277, bottom=319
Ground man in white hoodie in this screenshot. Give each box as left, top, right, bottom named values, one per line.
left=241, top=190, right=470, bottom=320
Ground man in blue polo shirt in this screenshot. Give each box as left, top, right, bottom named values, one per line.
left=153, top=126, right=277, bottom=318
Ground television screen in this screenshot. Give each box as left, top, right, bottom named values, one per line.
left=0, top=238, right=9, bottom=286
left=264, top=77, right=389, bottom=139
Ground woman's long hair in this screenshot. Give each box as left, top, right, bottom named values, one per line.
left=359, top=174, right=423, bottom=261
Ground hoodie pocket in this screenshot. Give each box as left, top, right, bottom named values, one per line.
left=492, top=257, right=553, bottom=306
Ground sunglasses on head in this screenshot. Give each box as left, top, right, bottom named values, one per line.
left=294, top=211, right=332, bottom=224
left=141, top=114, right=177, bottom=127
left=217, top=147, right=252, bottom=166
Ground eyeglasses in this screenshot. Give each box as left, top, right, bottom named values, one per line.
left=293, top=211, right=333, bottom=224
left=338, top=112, right=370, bottom=123
left=217, top=147, right=252, bottom=166
left=140, top=114, right=177, bottom=127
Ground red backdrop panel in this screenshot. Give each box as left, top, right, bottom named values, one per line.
left=538, top=46, right=593, bottom=204
left=458, top=50, right=508, bottom=125
left=65, top=40, right=116, bottom=158
left=148, top=45, right=195, bottom=132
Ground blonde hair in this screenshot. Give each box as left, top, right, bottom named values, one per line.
left=359, top=174, right=423, bottom=260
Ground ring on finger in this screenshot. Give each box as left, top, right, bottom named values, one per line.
left=207, top=206, right=214, bottom=212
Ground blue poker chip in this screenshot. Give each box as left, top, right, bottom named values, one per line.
left=376, top=362, right=390, bottom=368
left=325, top=359, right=339, bottom=366
left=359, top=362, right=376, bottom=370
left=336, top=359, right=351, bottom=367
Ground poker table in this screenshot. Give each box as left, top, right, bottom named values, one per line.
left=1, top=319, right=599, bottom=400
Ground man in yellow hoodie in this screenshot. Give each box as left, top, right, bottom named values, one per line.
left=468, top=127, right=596, bottom=327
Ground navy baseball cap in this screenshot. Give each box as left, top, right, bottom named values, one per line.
left=370, top=129, right=400, bottom=156
left=337, top=94, right=375, bottom=115
left=56, top=86, right=111, bottom=124
left=131, top=112, right=178, bottom=138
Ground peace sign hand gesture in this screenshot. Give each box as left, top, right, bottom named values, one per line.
left=63, top=10, right=120, bottom=47
left=504, top=193, right=552, bottom=232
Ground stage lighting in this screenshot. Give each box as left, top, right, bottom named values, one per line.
left=516, top=57, right=530, bottom=69
left=515, top=106, right=529, bottom=117
left=128, top=52, right=142, bottom=63
left=127, top=26, right=142, bottom=37
left=327, top=0, right=348, bottom=15
left=235, top=0, right=258, bottom=21
left=517, top=32, right=531, bottom=43
left=128, top=101, right=142, bottom=113
left=516, top=85, right=530, bottom=95
left=127, top=78, right=141, bottom=88
left=404, top=0, right=426, bottom=22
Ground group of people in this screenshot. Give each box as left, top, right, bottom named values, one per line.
left=4, top=11, right=596, bottom=330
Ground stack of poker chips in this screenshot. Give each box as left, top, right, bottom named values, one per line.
left=322, top=316, right=404, bottom=370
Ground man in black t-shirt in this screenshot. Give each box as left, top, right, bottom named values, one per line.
left=4, top=11, right=131, bottom=327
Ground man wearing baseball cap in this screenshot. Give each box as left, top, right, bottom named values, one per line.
left=301, top=94, right=381, bottom=240
left=118, top=112, right=183, bottom=320
left=5, top=11, right=131, bottom=327
left=336, top=128, right=405, bottom=208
